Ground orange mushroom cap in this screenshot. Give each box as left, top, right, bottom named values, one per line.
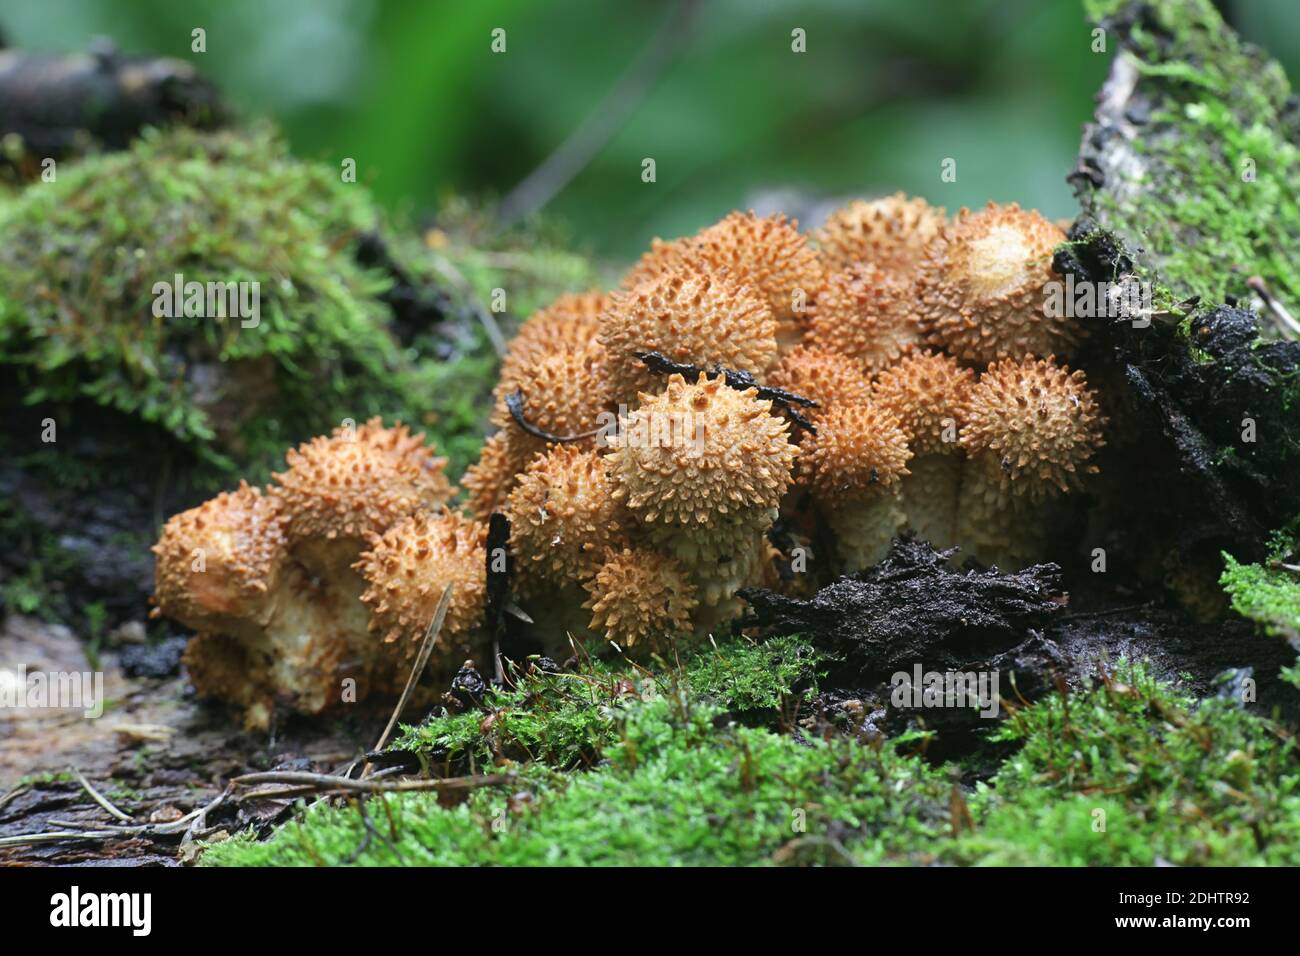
left=583, top=546, right=698, bottom=650
left=807, top=264, right=924, bottom=373
left=506, top=444, right=630, bottom=588
left=600, top=265, right=777, bottom=403
left=959, top=355, right=1106, bottom=499
left=814, top=193, right=946, bottom=274
left=919, top=202, right=1078, bottom=365
left=605, top=373, right=797, bottom=528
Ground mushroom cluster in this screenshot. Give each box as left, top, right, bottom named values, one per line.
left=151, top=418, right=475, bottom=728
left=465, top=197, right=1105, bottom=645
left=153, top=196, right=1107, bottom=722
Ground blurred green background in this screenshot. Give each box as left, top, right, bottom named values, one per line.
left=1, top=0, right=1295, bottom=261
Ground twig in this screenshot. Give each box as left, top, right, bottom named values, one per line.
left=0, top=829, right=128, bottom=848
left=497, top=0, right=703, bottom=226
left=0, top=785, right=29, bottom=815
left=229, top=770, right=516, bottom=795
left=1247, top=276, right=1300, bottom=339
left=0, top=784, right=235, bottom=849
left=366, top=583, right=454, bottom=773
left=69, top=766, right=132, bottom=822
left=505, top=390, right=606, bottom=443
left=1058, top=601, right=1154, bottom=621
left=633, top=350, right=819, bottom=431
left=426, top=254, right=508, bottom=357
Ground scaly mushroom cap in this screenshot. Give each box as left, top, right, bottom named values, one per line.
left=600, top=265, right=778, bottom=403
left=583, top=547, right=698, bottom=649
left=491, top=344, right=612, bottom=453
left=767, top=345, right=872, bottom=414
left=499, top=290, right=611, bottom=391
left=506, top=444, right=630, bottom=588
left=624, top=213, right=822, bottom=324
left=807, top=264, right=924, bottom=373
left=462, top=431, right=525, bottom=520
left=622, top=235, right=695, bottom=290
left=272, top=418, right=453, bottom=549
left=799, top=402, right=912, bottom=504
left=151, top=481, right=285, bottom=632
left=871, top=351, right=976, bottom=456
left=356, top=511, right=488, bottom=666
left=919, top=202, right=1077, bottom=365
left=606, top=373, right=797, bottom=528
left=688, top=212, right=823, bottom=323
left=959, top=356, right=1105, bottom=499
left=815, top=193, right=946, bottom=274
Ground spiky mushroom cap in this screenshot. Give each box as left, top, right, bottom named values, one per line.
left=687, top=212, right=823, bottom=323
left=623, top=213, right=822, bottom=326
left=814, top=193, right=946, bottom=274
left=919, top=202, right=1077, bottom=365
left=499, top=290, right=611, bottom=391
left=506, top=444, right=630, bottom=588
left=606, top=373, right=797, bottom=528
left=870, top=351, right=976, bottom=456
left=462, top=431, right=524, bottom=520
left=621, top=235, right=694, bottom=291
left=272, top=418, right=453, bottom=553
left=798, top=402, right=912, bottom=504
left=356, top=510, right=488, bottom=675
left=600, top=265, right=778, bottom=403
left=767, top=345, right=872, bottom=414
left=151, top=481, right=285, bottom=632
left=583, top=547, right=698, bottom=650
left=491, top=344, right=612, bottom=456
left=807, top=264, right=924, bottom=373
left=959, top=356, right=1105, bottom=499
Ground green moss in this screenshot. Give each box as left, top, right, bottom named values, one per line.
left=201, top=645, right=1300, bottom=867
left=1221, top=553, right=1300, bottom=643
left=394, top=635, right=823, bottom=773
left=1083, top=0, right=1300, bottom=318
left=0, top=125, right=410, bottom=471
left=949, top=662, right=1300, bottom=865
left=202, top=694, right=953, bottom=867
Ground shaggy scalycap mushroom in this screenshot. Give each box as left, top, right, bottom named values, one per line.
left=505, top=444, right=630, bottom=590
left=151, top=481, right=285, bottom=635
left=600, top=265, right=777, bottom=404
left=871, top=351, right=974, bottom=456
left=959, top=355, right=1105, bottom=500
left=815, top=193, right=946, bottom=274
left=799, top=401, right=913, bottom=571
left=356, top=510, right=487, bottom=686
left=799, top=402, right=911, bottom=502
left=272, top=417, right=453, bottom=570
left=767, top=345, right=872, bottom=416
left=583, top=547, right=698, bottom=651
left=871, top=351, right=975, bottom=550
left=919, top=202, right=1078, bottom=366
left=491, top=343, right=612, bottom=457
left=807, top=264, right=924, bottom=373
left=605, top=373, right=797, bottom=528
left=622, top=212, right=823, bottom=340
left=499, top=290, right=611, bottom=389
left=462, top=430, right=522, bottom=520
